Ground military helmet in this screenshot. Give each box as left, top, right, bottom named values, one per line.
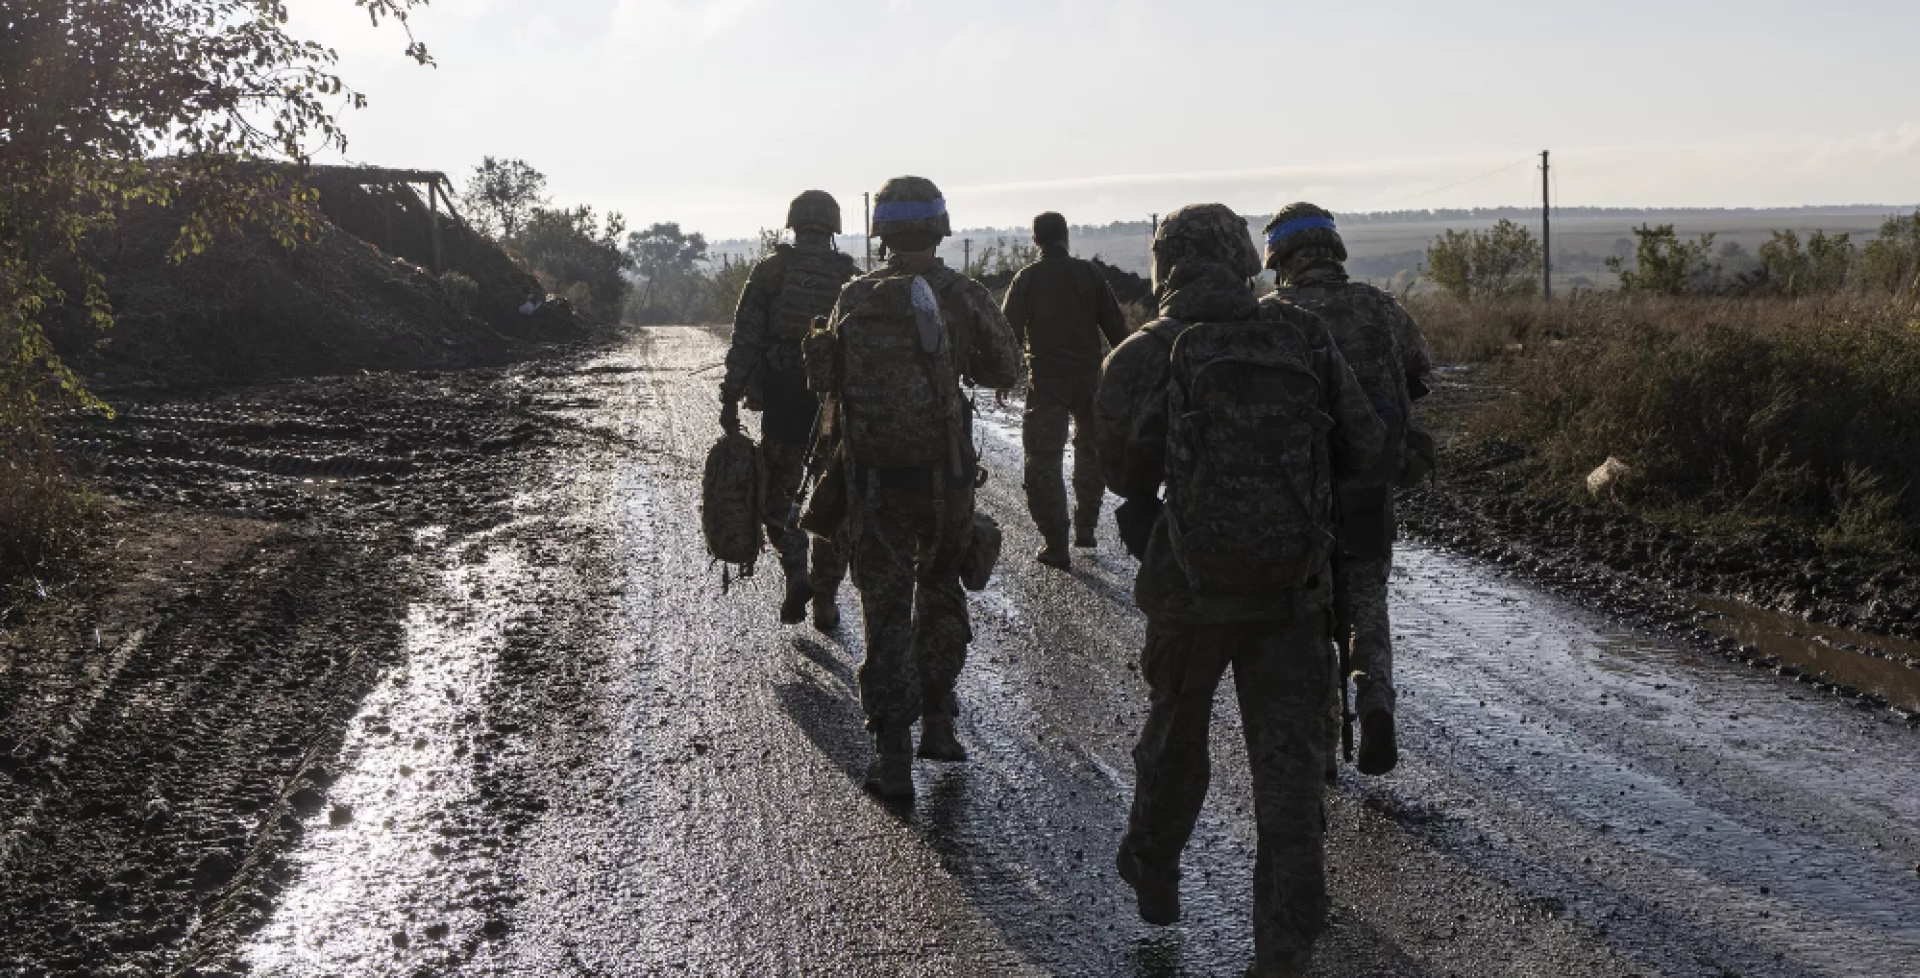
left=1151, top=203, right=1263, bottom=288
left=872, top=175, right=951, bottom=240
left=1262, top=201, right=1346, bottom=270
left=786, top=190, right=842, bottom=234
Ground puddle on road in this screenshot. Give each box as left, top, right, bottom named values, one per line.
left=242, top=542, right=530, bottom=976
left=1695, top=596, right=1920, bottom=713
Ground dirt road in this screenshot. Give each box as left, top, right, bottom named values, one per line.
left=5, top=326, right=1918, bottom=977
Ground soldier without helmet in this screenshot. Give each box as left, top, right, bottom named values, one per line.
left=1000, top=211, right=1130, bottom=569
left=1098, top=203, right=1383, bottom=978
left=719, top=191, right=861, bottom=629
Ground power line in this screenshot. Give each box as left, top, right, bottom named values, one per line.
left=1371, top=157, right=1534, bottom=207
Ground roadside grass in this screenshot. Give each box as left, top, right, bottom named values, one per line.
left=1, top=435, right=94, bottom=599
left=1411, top=293, right=1920, bottom=553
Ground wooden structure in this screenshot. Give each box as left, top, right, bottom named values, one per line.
left=309, top=165, right=463, bottom=274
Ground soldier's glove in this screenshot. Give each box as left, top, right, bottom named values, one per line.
left=1114, top=496, right=1163, bottom=560
left=719, top=398, right=741, bottom=434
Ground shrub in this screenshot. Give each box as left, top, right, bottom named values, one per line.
left=1859, top=210, right=1920, bottom=294
left=1484, top=295, right=1920, bottom=546
left=0, top=433, right=92, bottom=592
left=510, top=206, right=632, bottom=322
left=1754, top=230, right=1855, bottom=297
left=1606, top=224, right=1720, bottom=295
left=440, top=271, right=480, bottom=313
left=1424, top=219, right=1542, bottom=301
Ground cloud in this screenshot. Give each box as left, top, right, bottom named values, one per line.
left=611, top=0, right=764, bottom=49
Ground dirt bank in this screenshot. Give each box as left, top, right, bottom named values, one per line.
left=1400, top=364, right=1920, bottom=719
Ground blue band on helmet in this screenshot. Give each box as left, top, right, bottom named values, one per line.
left=1266, top=215, right=1336, bottom=246
left=873, top=198, right=948, bottom=222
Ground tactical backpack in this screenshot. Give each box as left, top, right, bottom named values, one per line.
left=832, top=272, right=966, bottom=469
left=1269, top=283, right=1406, bottom=483
left=768, top=248, right=857, bottom=342
left=700, top=430, right=765, bottom=580
left=1162, top=320, right=1336, bottom=594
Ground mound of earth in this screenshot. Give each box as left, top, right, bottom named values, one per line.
left=47, top=171, right=575, bottom=390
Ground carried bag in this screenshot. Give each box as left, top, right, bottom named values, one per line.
left=700, top=430, right=765, bottom=577
left=1396, top=420, right=1438, bottom=488
left=960, top=511, right=1002, bottom=592
left=1161, top=320, right=1336, bottom=595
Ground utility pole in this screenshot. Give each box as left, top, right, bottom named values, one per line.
left=1540, top=150, right=1551, bottom=301
left=963, top=238, right=972, bottom=276
left=863, top=192, right=873, bottom=271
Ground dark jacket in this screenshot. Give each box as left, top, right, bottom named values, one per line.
left=1000, top=244, right=1129, bottom=380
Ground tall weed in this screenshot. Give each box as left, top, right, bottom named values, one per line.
left=1436, top=293, right=1920, bottom=546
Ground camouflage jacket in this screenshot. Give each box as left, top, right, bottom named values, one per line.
left=721, top=243, right=861, bottom=402
left=1096, top=261, right=1384, bottom=622
left=1265, top=265, right=1433, bottom=488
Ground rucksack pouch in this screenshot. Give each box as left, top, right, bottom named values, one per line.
left=961, top=511, right=1002, bottom=592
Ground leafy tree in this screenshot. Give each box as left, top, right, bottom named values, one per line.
left=1424, top=219, right=1542, bottom=301
left=625, top=222, right=711, bottom=314
left=1756, top=229, right=1855, bottom=297
left=461, top=157, right=548, bottom=240
left=3, top=0, right=429, bottom=429
left=1606, top=224, right=1719, bottom=295
left=966, top=237, right=1040, bottom=278
left=511, top=205, right=632, bottom=322
left=1858, top=210, right=1920, bottom=294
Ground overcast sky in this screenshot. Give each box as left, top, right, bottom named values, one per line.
left=289, top=0, right=1920, bottom=238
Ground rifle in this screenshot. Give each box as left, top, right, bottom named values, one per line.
left=1329, top=534, right=1356, bottom=764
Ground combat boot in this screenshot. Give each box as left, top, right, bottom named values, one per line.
left=1357, top=708, right=1397, bottom=776
left=810, top=587, right=840, bottom=632
left=1073, top=512, right=1098, bottom=549
left=779, top=572, right=814, bottom=626
left=1035, top=531, right=1072, bottom=570
left=1115, top=846, right=1180, bottom=926
left=863, top=728, right=914, bottom=801
left=917, top=713, right=967, bottom=761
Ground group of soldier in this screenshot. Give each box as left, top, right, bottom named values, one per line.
left=716, top=176, right=1432, bottom=978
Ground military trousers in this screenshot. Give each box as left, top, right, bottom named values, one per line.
left=1121, top=612, right=1335, bottom=976
left=760, top=440, right=845, bottom=591
left=1022, top=373, right=1104, bottom=542
left=1333, top=555, right=1394, bottom=719
left=849, top=483, right=974, bottom=733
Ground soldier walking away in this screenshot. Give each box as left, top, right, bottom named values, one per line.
left=718, top=191, right=861, bottom=629
left=806, top=176, right=1021, bottom=801
left=1261, top=202, right=1434, bottom=778
left=1000, top=211, right=1129, bottom=569
left=1096, top=204, right=1383, bottom=978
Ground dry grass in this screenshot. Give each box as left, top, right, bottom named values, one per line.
left=1, top=435, right=93, bottom=593
left=1413, top=293, right=1920, bottom=549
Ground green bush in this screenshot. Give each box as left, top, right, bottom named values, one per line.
left=1424, top=219, right=1542, bottom=301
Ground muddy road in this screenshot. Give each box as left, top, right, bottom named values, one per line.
left=4, top=326, right=1918, bottom=977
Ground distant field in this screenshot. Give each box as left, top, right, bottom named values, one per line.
left=709, top=205, right=1915, bottom=292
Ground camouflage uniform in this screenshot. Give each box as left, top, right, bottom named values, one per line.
left=721, top=202, right=861, bottom=616
left=816, top=179, right=1021, bottom=763
left=1098, top=204, right=1384, bottom=976
left=1263, top=203, right=1434, bottom=728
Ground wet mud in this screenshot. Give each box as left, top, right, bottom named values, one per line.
left=3, top=327, right=1916, bottom=977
